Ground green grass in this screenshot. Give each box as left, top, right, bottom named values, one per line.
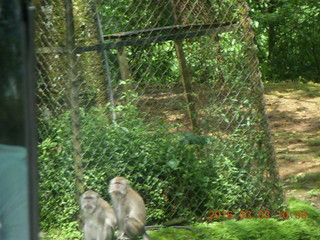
left=308, top=139, right=320, bottom=147
left=41, top=199, right=320, bottom=240
left=149, top=199, right=320, bottom=240
left=264, top=82, right=320, bottom=99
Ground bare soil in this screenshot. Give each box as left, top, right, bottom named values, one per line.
left=264, top=82, right=320, bottom=208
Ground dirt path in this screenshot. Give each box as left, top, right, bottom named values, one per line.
left=264, top=82, right=320, bottom=207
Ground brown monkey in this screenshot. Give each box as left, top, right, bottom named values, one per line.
left=109, top=176, right=151, bottom=240
left=81, top=190, right=117, bottom=240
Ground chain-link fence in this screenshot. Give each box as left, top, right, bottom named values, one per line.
left=33, top=0, right=284, bottom=234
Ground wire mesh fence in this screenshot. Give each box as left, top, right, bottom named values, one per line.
left=33, top=0, right=284, bottom=234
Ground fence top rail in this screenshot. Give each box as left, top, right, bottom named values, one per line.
left=36, top=22, right=237, bottom=54
left=103, top=21, right=237, bottom=40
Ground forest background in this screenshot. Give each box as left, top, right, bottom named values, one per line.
left=248, top=0, right=319, bottom=83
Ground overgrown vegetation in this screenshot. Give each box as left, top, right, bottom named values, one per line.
left=249, top=0, right=320, bottom=82
left=41, top=199, right=320, bottom=239
left=38, top=99, right=282, bottom=232
left=34, top=1, right=319, bottom=239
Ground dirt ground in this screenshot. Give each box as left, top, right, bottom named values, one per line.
left=264, top=82, right=320, bottom=208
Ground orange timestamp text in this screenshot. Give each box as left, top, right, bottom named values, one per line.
left=208, top=210, right=308, bottom=220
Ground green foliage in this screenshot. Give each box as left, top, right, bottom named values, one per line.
left=40, top=221, right=81, bottom=240
left=219, top=217, right=320, bottom=240
left=39, top=99, right=281, bottom=231
left=288, top=198, right=320, bottom=224
left=151, top=202, right=320, bottom=240
left=211, top=199, right=320, bottom=240
left=41, top=199, right=320, bottom=239
left=99, top=0, right=174, bottom=34
left=38, top=113, right=77, bottom=230
left=128, top=42, right=179, bottom=86
left=250, top=0, right=320, bottom=82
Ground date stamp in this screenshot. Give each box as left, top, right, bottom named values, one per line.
left=208, top=210, right=308, bottom=220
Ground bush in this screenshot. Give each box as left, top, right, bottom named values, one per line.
left=38, top=101, right=282, bottom=231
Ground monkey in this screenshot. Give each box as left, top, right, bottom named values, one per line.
left=81, top=190, right=117, bottom=240
left=109, top=176, right=151, bottom=240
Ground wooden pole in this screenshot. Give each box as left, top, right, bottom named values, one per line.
left=170, top=0, right=200, bottom=133
left=117, top=43, right=133, bottom=102
left=117, top=44, right=131, bottom=81
left=64, top=0, right=84, bottom=203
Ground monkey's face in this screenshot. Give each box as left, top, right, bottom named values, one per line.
left=109, top=177, right=128, bottom=195
left=81, top=191, right=99, bottom=212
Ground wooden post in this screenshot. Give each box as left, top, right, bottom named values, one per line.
left=117, top=44, right=131, bottom=81
left=170, top=0, right=200, bottom=133
left=117, top=43, right=132, bottom=100
left=174, top=40, right=199, bottom=132
left=64, top=0, right=84, bottom=203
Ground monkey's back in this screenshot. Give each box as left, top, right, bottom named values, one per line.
left=126, top=187, right=146, bottom=224
left=98, top=199, right=117, bottom=227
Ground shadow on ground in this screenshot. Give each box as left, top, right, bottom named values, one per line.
left=264, top=82, right=320, bottom=208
